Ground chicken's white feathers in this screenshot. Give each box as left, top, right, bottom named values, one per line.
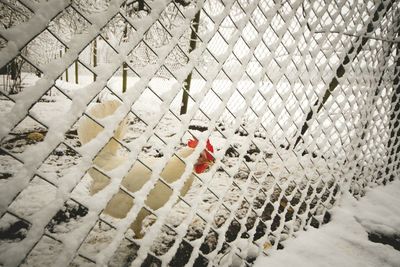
left=78, top=100, right=127, bottom=193
left=77, top=100, right=127, bottom=156
left=77, top=100, right=208, bottom=238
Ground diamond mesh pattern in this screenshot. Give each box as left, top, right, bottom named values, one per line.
left=0, top=0, right=399, bottom=266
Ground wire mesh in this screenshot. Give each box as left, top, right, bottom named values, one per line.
left=0, top=0, right=399, bottom=266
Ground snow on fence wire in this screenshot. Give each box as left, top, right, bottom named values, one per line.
left=0, top=0, right=400, bottom=266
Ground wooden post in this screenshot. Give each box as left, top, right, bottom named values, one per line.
left=75, top=60, right=78, bottom=84
left=59, top=50, right=63, bottom=81
left=65, top=47, right=69, bottom=82
left=122, top=14, right=129, bottom=93
left=122, top=62, right=127, bottom=93
left=93, top=37, right=97, bottom=81
left=180, top=10, right=201, bottom=115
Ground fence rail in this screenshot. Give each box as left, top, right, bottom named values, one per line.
left=0, top=0, right=399, bottom=266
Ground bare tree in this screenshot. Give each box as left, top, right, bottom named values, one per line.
left=0, top=1, right=30, bottom=94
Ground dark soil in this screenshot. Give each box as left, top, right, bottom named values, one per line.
left=368, top=232, right=400, bottom=251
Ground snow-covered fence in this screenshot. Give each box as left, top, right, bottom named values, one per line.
left=0, top=0, right=400, bottom=266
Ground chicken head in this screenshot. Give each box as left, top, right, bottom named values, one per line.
left=187, top=138, right=215, bottom=174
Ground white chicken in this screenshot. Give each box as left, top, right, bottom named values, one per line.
left=78, top=100, right=215, bottom=237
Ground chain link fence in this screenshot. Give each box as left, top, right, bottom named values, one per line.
left=0, top=0, right=399, bottom=266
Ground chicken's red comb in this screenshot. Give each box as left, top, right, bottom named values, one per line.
left=188, top=138, right=214, bottom=152
left=206, top=139, right=214, bottom=153
left=188, top=139, right=199, bottom=148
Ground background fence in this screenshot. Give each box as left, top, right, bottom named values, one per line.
left=0, top=0, right=400, bottom=266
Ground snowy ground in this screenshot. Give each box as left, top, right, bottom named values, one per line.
left=254, top=180, right=400, bottom=267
